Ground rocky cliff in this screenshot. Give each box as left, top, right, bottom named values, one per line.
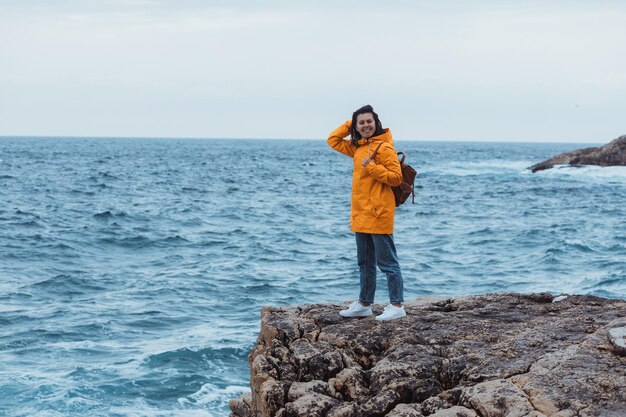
left=230, top=293, right=626, bottom=417
left=529, top=134, right=626, bottom=172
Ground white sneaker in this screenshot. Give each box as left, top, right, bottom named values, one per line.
left=339, top=301, right=373, bottom=317
left=375, top=304, right=406, bottom=321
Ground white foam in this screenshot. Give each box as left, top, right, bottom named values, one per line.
left=0, top=304, right=27, bottom=312
left=185, top=383, right=250, bottom=405
left=426, top=160, right=533, bottom=176
left=426, top=160, right=626, bottom=180
left=538, top=165, right=626, bottom=181
left=15, top=410, right=65, bottom=417
left=110, top=399, right=217, bottom=416
left=132, top=322, right=256, bottom=360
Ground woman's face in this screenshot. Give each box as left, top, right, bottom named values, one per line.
left=356, top=113, right=376, bottom=139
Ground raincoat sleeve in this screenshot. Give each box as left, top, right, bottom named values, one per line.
left=327, top=120, right=356, bottom=158
left=365, top=144, right=402, bottom=186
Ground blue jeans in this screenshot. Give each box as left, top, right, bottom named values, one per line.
left=355, top=232, right=404, bottom=304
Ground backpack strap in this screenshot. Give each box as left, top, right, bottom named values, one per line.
left=371, top=142, right=384, bottom=160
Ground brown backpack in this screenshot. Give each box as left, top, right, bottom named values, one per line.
left=372, top=143, right=416, bottom=207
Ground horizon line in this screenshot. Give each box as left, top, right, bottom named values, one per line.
left=0, top=135, right=609, bottom=145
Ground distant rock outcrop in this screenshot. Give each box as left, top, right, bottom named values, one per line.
left=529, top=134, right=626, bottom=172
left=229, top=293, right=626, bottom=417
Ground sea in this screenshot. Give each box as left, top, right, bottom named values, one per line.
left=1, top=137, right=625, bottom=416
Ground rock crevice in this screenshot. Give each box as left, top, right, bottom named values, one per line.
left=230, top=293, right=626, bottom=417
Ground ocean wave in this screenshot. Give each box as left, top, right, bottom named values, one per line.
left=97, top=235, right=190, bottom=249
left=30, top=274, right=107, bottom=295
left=11, top=219, right=45, bottom=228
left=70, top=189, right=96, bottom=196
left=143, top=346, right=249, bottom=369
left=13, top=209, right=40, bottom=218
left=43, top=341, right=119, bottom=358
left=563, top=238, right=596, bottom=253
left=424, top=160, right=532, bottom=176
left=537, top=165, right=626, bottom=181
left=124, top=314, right=189, bottom=330
left=110, top=406, right=217, bottom=417
left=93, top=210, right=129, bottom=219
left=98, top=171, right=121, bottom=180
left=182, top=383, right=250, bottom=409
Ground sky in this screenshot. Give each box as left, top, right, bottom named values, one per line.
left=1, top=0, right=625, bottom=142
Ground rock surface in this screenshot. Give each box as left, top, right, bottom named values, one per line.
left=230, top=293, right=626, bottom=417
left=608, top=318, right=626, bottom=357
left=529, top=134, right=626, bottom=172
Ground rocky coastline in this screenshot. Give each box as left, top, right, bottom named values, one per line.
left=529, top=134, right=626, bottom=172
left=230, top=293, right=626, bottom=417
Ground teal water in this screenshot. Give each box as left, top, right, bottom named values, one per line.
left=1, top=137, right=625, bottom=416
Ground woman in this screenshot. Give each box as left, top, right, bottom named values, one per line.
left=327, top=105, right=406, bottom=321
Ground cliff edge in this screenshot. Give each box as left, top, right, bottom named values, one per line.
left=230, top=293, right=626, bottom=417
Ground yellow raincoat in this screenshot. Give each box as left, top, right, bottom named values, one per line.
left=327, top=120, right=402, bottom=234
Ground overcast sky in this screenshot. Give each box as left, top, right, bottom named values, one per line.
left=1, top=1, right=625, bottom=142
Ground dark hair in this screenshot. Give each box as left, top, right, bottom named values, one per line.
left=350, top=104, right=384, bottom=147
